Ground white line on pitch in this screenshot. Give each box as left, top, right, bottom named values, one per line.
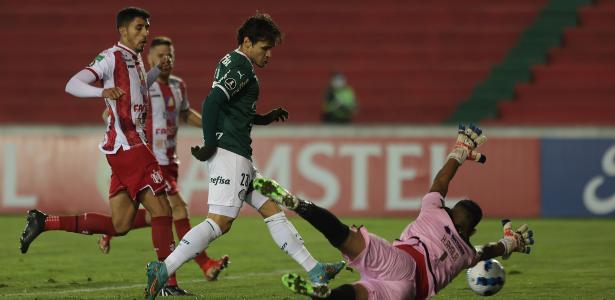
left=0, top=268, right=300, bottom=297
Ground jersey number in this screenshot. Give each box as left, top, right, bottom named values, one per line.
left=240, top=173, right=251, bottom=187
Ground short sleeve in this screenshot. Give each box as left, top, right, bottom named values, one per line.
left=421, top=192, right=445, bottom=211
left=212, top=60, right=253, bottom=100
left=85, top=51, right=113, bottom=82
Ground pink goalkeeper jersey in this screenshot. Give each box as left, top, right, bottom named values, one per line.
left=147, top=75, right=190, bottom=165
left=393, top=192, right=478, bottom=297
left=86, top=43, right=150, bottom=154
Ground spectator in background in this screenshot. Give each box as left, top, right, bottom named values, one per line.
left=322, top=72, right=358, bottom=123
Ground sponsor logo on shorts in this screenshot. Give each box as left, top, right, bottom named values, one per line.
left=210, top=176, right=231, bottom=186
left=151, top=170, right=164, bottom=184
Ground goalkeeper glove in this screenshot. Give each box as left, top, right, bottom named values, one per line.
left=447, top=124, right=487, bottom=164
left=191, top=144, right=217, bottom=162
left=499, top=219, right=534, bottom=259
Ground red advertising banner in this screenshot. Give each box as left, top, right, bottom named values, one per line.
left=0, top=129, right=540, bottom=217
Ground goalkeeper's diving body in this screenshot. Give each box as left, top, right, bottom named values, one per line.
left=253, top=125, right=535, bottom=300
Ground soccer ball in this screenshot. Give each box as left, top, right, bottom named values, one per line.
left=466, top=259, right=505, bottom=296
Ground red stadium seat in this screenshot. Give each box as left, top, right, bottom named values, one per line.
left=0, top=0, right=547, bottom=124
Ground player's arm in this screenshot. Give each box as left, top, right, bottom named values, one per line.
left=429, top=158, right=460, bottom=198
left=180, top=108, right=202, bottom=127
left=65, top=70, right=125, bottom=99
left=473, top=243, right=506, bottom=265
left=253, top=108, right=289, bottom=125
left=471, top=219, right=534, bottom=266
left=191, top=87, right=227, bottom=161
left=429, top=124, right=487, bottom=197
left=146, top=56, right=172, bottom=87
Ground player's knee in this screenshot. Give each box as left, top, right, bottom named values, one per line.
left=169, top=198, right=188, bottom=220
left=208, top=215, right=234, bottom=234
left=352, top=283, right=369, bottom=300
left=258, top=199, right=282, bottom=217
left=339, top=230, right=364, bottom=260
left=218, top=219, right=234, bottom=234
left=149, top=198, right=172, bottom=217
left=112, top=220, right=132, bottom=236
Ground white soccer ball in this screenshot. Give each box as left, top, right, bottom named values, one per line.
left=466, top=259, right=505, bottom=296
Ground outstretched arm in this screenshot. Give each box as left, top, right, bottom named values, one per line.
left=474, top=243, right=506, bottom=264
left=429, top=124, right=487, bottom=197
left=471, top=219, right=534, bottom=266
left=429, top=159, right=460, bottom=198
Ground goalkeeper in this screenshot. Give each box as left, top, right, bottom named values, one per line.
left=253, top=125, right=534, bottom=300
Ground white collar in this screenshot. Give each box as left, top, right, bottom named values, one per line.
left=234, top=47, right=252, bottom=65
left=116, top=42, right=138, bottom=57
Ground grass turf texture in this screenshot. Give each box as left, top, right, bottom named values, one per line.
left=1, top=216, right=614, bottom=299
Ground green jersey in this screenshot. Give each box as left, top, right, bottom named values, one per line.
left=209, top=49, right=259, bottom=160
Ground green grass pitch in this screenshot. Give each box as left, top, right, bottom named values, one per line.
left=1, top=215, right=614, bottom=299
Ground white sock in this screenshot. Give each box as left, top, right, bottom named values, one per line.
left=164, top=218, right=221, bottom=275
left=264, top=212, right=318, bottom=272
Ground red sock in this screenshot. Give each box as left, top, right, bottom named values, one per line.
left=132, top=209, right=149, bottom=229
left=174, top=218, right=210, bottom=266
left=44, top=213, right=117, bottom=236
left=151, top=216, right=174, bottom=261
left=167, top=274, right=177, bottom=286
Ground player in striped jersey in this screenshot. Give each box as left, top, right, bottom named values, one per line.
left=98, top=37, right=230, bottom=286
left=19, top=7, right=185, bottom=296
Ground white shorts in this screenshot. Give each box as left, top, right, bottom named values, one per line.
left=207, top=147, right=269, bottom=218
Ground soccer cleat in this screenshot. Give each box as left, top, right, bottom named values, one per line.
left=145, top=261, right=169, bottom=300
left=282, top=273, right=331, bottom=298
left=98, top=234, right=111, bottom=254
left=252, top=177, right=299, bottom=210
left=157, top=285, right=193, bottom=297
left=308, top=261, right=346, bottom=287
left=202, top=255, right=230, bottom=281
left=20, top=209, right=47, bottom=254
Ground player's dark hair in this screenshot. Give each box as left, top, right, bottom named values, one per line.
left=455, top=199, right=483, bottom=229
left=237, top=12, right=283, bottom=46
left=151, top=36, right=173, bottom=48
left=116, top=7, right=150, bottom=29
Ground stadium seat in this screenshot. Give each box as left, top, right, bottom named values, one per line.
left=491, top=0, right=615, bottom=125
left=0, top=0, right=548, bottom=124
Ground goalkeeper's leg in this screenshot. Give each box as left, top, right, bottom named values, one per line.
left=253, top=178, right=366, bottom=260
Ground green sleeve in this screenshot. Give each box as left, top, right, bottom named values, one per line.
left=202, top=87, right=227, bottom=146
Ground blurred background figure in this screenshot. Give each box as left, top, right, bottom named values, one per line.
left=322, top=72, right=358, bottom=124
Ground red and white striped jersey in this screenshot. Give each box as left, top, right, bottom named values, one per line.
left=147, top=75, right=190, bottom=165
left=86, top=43, right=151, bottom=154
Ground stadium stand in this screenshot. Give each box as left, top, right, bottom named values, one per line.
left=451, top=0, right=614, bottom=125
left=1, top=0, right=549, bottom=124
left=494, top=0, right=615, bottom=125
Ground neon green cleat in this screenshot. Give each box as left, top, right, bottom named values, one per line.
left=282, top=273, right=331, bottom=298
left=144, top=261, right=169, bottom=300
left=252, top=177, right=299, bottom=209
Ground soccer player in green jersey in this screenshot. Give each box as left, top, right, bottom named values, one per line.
left=145, top=13, right=345, bottom=299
